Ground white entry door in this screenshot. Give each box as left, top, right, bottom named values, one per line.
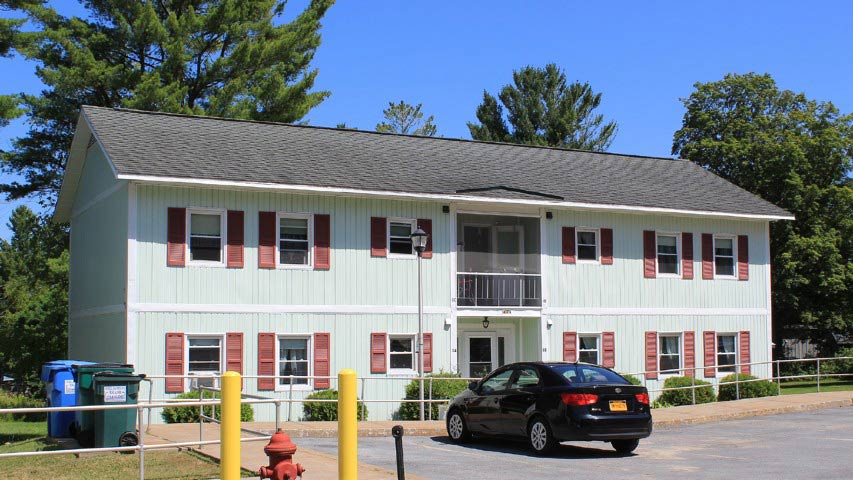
left=460, top=330, right=515, bottom=378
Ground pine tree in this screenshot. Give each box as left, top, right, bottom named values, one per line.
left=376, top=101, right=437, bottom=136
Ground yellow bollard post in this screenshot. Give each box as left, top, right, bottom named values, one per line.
left=220, top=371, right=241, bottom=480
left=338, top=368, right=358, bottom=480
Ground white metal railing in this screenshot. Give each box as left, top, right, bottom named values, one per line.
left=456, top=272, right=542, bottom=307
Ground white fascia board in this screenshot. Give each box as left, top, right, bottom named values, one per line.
left=114, top=173, right=795, bottom=222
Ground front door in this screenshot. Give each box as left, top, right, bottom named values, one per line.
left=460, top=330, right=515, bottom=378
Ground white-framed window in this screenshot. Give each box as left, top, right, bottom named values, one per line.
left=577, top=334, right=600, bottom=364
left=656, top=233, right=680, bottom=276
left=388, top=334, right=416, bottom=374
left=576, top=228, right=599, bottom=262
left=277, top=335, right=312, bottom=389
left=278, top=213, right=313, bottom=268
left=388, top=219, right=416, bottom=257
left=714, top=235, right=736, bottom=278
left=716, top=333, right=738, bottom=373
left=187, top=209, right=225, bottom=265
left=658, top=334, right=682, bottom=374
left=186, top=335, right=223, bottom=388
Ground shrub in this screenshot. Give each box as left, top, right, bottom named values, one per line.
left=0, top=390, right=46, bottom=421
left=821, top=348, right=853, bottom=376
left=302, top=389, right=367, bottom=421
left=650, top=398, right=673, bottom=409
left=399, top=372, right=469, bottom=420
left=657, top=376, right=716, bottom=406
left=718, top=374, right=777, bottom=401
left=161, top=390, right=254, bottom=423
left=619, top=374, right=642, bottom=386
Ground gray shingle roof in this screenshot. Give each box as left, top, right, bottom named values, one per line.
left=80, top=106, right=791, bottom=218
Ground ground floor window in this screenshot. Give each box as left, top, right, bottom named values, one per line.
left=716, top=333, right=737, bottom=372
left=389, top=334, right=416, bottom=372
left=578, top=335, right=600, bottom=364
left=659, top=334, right=681, bottom=374
left=187, top=336, right=222, bottom=387
left=279, top=336, right=311, bottom=386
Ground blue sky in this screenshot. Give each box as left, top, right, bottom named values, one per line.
left=1, top=1, right=852, bottom=239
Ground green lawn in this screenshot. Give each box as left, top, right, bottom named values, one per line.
left=0, top=420, right=252, bottom=479
left=780, top=378, right=853, bottom=395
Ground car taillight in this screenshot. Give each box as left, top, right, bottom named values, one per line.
left=635, top=393, right=649, bottom=405
left=560, top=393, right=599, bottom=406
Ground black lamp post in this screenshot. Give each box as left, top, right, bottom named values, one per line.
left=410, top=228, right=428, bottom=421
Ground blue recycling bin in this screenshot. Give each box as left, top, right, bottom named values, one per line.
left=40, top=360, right=94, bottom=438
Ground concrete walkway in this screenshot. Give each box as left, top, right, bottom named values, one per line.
left=144, top=391, right=850, bottom=478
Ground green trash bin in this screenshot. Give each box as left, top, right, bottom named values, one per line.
left=92, top=371, right=146, bottom=448
left=73, top=363, right=134, bottom=447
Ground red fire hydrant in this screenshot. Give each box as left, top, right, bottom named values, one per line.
left=258, top=430, right=306, bottom=480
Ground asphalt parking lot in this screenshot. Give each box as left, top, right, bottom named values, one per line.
left=298, top=408, right=853, bottom=479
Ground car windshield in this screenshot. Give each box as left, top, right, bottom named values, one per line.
left=551, top=365, right=630, bottom=385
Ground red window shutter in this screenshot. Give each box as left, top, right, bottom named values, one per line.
left=602, top=332, right=615, bottom=368
left=703, top=331, right=716, bottom=377
left=600, top=228, right=613, bottom=265
left=645, top=331, right=658, bottom=379
left=165, top=333, right=184, bottom=393
left=226, top=210, right=244, bottom=268
left=314, top=214, right=331, bottom=270
left=682, top=232, right=694, bottom=279
left=562, top=332, right=577, bottom=362
left=371, top=217, right=387, bottom=257
left=167, top=208, right=186, bottom=267
left=257, top=332, right=276, bottom=391
left=423, top=333, right=433, bottom=373
left=417, top=219, right=433, bottom=259
left=702, top=233, right=714, bottom=279
left=739, top=331, right=751, bottom=374
left=371, top=333, right=387, bottom=373
left=737, top=235, right=749, bottom=280
left=314, top=332, right=331, bottom=388
left=683, top=331, right=695, bottom=377
left=258, top=212, right=276, bottom=269
left=225, top=332, right=243, bottom=375
left=562, top=227, right=576, bottom=264
left=643, top=230, right=656, bottom=278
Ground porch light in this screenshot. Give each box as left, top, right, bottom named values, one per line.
left=482, top=317, right=490, bottom=329
left=410, top=228, right=428, bottom=254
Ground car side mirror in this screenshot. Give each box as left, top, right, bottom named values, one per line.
left=468, top=381, right=479, bottom=392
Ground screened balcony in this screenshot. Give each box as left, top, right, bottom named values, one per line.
left=456, top=213, right=541, bottom=307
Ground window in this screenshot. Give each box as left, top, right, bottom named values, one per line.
left=278, top=214, right=312, bottom=267
left=388, top=219, right=415, bottom=256
left=576, top=229, right=599, bottom=261
left=188, top=210, right=224, bottom=263
left=716, top=334, right=737, bottom=373
left=510, top=367, right=541, bottom=389
left=656, top=234, right=679, bottom=275
left=278, top=337, right=310, bottom=386
left=389, top=335, right=415, bottom=372
left=714, top=236, right=735, bottom=277
left=554, top=365, right=630, bottom=385
left=578, top=335, right=600, bottom=364
left=479, top=369, right=513, bottom=394
left=187, top=336, right=222, bottom=387
left=659, top=334, right=681, bottom=374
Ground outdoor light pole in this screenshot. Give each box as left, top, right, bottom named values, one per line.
left=410, top=228, right=429, bottom=421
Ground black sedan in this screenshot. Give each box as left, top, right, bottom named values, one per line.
left=445, top=362, right=652, bottom=455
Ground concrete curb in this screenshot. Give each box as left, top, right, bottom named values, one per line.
left=652, top=397, right=853, bottom=429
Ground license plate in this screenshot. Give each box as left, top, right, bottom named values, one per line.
left=609, top=400, right=627, bottom=412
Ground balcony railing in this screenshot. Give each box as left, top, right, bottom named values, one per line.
left=456, top=273, right=542, bottom=307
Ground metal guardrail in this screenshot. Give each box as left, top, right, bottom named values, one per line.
left=457, top=272, right=542, bottom=307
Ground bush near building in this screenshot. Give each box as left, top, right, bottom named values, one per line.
left=619, top=374, right=643, bottom=386
left=302, top=389, right=367, bottom=421
left=161, top=390, right=254, bottom=423
left=0, top=391, right=45, bottom=422
left=718, top=374, right=777, bottom=401
left=399, top=372, right=469, bottom=420
left=657, top=376, right=716, bottom=406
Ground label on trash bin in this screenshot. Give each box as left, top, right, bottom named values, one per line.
left=64, top=379, right=75, bottom=395
left=103, top=385, right=127, bottom=403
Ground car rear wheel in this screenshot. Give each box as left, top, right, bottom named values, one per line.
left=527, top=416, right=557, bottom=455
left=446, top=410, right=471, bottom=443
left=611, top=438, right=640, bottom=454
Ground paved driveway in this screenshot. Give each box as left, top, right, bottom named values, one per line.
left=297, top=408, right=853, bottom=479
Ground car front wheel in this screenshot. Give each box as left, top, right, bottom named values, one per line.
left=611, top=438, right=640, bottom=454
left=528, top=416, right=557, bottom=455
left=446, top=410, right=471, bottom=443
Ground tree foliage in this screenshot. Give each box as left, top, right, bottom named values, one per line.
left=376, top=100, right=437, bottom=136
left=0, top=206, right=69, bottom=386
left=468, top=63, right=617, bottom=151
left=673, top=73, right=853, bottom=353
left=0, top=0, right=334, bottom=204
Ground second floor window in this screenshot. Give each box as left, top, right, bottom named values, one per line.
left=656, top=234, right=679, bottom=275
left=659, top=334, right=681, bottom=374
left=578, top=335, right=600, bottom=364
left=189, top=211, right=224, bottom=263
left=279, top=215, right=311, bottom=267
left=576, top=229, right=598, bottom=261
left=389, top=220, right=415, bottom=256
left=714, top=236, right=735, bottom=277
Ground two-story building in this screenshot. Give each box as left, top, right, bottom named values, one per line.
left=54, top=106, right=792, bottom=420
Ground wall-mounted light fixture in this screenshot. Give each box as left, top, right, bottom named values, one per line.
left=482, top=317, right=490, bottom=329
